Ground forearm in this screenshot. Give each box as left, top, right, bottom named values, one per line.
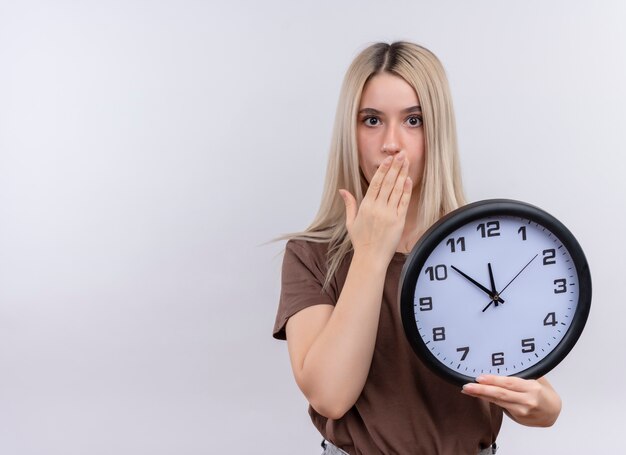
left=292, top=152, right=411, bottom=419
left=299, top=252, right=387, bottom=418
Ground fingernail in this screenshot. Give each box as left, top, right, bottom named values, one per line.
left=396, top=154, right=404, bottom=162
left=384, top=156, right=393, bottom=164
left=476, top=376, right=485, bottom=383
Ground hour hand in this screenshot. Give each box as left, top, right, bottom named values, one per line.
left=487, top=262, right=501, bottom=307
left=450, top=265, right=505, bottom=304
left=488, top=263, right=497, bottom=295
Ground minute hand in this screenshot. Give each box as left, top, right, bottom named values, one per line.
left=450, top=265, right=505, bottom=304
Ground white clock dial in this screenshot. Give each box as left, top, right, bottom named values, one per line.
left=413, top=216, right=578, bottom=377
left=400, top=200, right=591, bottom=385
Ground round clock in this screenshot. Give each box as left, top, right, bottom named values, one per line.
left=399, top=199, right=591, bottom=386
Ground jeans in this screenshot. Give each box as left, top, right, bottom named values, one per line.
left=321, top=439, right=498, bottom=454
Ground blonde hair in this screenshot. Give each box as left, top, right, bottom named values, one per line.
left=282, top=41, right=465, bottom=289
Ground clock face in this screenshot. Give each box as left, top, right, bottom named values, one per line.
left=400, top=200, right=591, bottom=386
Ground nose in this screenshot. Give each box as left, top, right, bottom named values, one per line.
left=382, top=125, right=401, bottom=156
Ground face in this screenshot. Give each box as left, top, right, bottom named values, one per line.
left=356, top=72, right=425, bottom=189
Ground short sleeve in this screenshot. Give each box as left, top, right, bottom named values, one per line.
left=272, top=239, right=337, bottom=340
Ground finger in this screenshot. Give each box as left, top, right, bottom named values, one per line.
left=461, top=382, right=525, bottom=405
left=462, top=383, right=543, bottom=420
left=397, top=177, right=412, bottom=215
left=461, top=387, right=513, bottom=410
left=365, top=155, right=393, bottom=201
left=376, top=153, right=405, bottom=204
left=476, top=375, right=536, bottom=393
left=388, top=158, right=409, bottom=207
left=339, top=189, right=357, bottom=231
left=462, top=388, right=523, bottom=415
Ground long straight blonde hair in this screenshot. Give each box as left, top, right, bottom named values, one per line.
left=283, top=42, right=466, bottom=289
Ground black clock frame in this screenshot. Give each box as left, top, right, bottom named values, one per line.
left=399, top=199, right=592, bottom=386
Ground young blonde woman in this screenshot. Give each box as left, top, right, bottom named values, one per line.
left=273, top=42, right=562, bottom=455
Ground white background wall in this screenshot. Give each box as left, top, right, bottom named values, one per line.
left=1, top=1, right=624, bottom=453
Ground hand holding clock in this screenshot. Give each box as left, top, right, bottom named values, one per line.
left=461, top=375, right=562, bottom=427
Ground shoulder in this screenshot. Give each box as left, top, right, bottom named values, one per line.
left=283, top=237, right=352, bottom=307
left=284, top=238, right=331, bottom=271
left=273, top=239, right=336, bottom=341
left=286, top=237, right=330, bottom=254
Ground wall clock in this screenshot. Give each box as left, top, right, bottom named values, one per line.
left=399, top=199, right=591, bottom=386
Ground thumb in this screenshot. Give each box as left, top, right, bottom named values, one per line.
left=338, top=189, right=357, bottom=229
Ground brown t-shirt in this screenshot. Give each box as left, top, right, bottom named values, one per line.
left=273, top=239, right=502, bottom=455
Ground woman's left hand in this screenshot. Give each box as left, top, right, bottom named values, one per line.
left=461, top=375, right=562, bottom=427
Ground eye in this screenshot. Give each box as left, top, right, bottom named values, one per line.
left=406, top=115, right=423, bottom=127
left=363, top=116, right=381, bottom=127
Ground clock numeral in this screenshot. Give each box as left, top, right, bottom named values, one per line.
left=446, top=237, right=466, bottom=253
left=433, top=327, right=446, bottom=341
left=553, top=279, right=567, bottom=293
left=477, top=221, right=500, bottom=238
left=543, top=249, right=556, bottom=265
left=543, top=312, right=558, bottom=327
left=518, top=226, right=527, bottom=241
left=456, top=346, right=469, bottom=361
left=491, top=352, right=505, bottom=366
left=521, top=338, right=536, bottom=353
left=419, top=297, right=433, bottom=311
left=425, top=265, right=448, bottom=281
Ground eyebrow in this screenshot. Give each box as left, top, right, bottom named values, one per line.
left=358, top=105, right=422, bottom=116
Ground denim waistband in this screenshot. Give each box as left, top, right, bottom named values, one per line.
left=321, top=439, right=498, bottom=454
left=321, top=440, right=349, bottom=455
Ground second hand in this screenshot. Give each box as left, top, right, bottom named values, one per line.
left=482, top=253, right=539, bottom=312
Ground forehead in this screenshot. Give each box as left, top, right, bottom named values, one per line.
left=359, top=73, right=419, bottom=109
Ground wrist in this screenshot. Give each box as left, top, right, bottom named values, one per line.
left=351, top=250, right=391, bottom=275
